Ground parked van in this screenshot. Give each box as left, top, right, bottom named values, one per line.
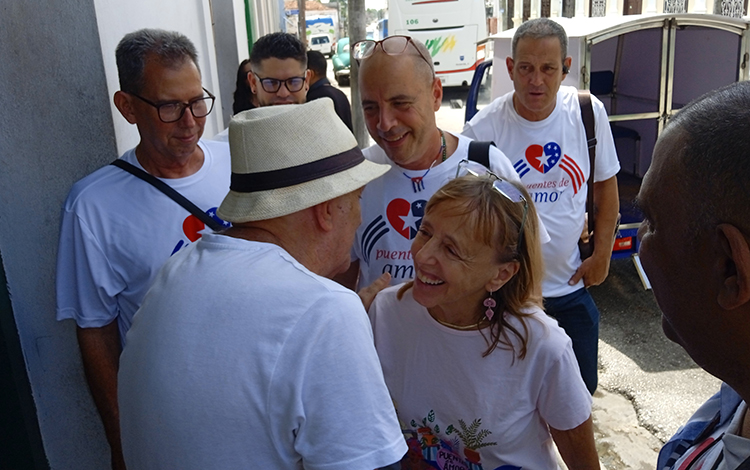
left=309, top=34, right=333, bottom=57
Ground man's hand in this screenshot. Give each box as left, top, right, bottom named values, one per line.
left=77, top=322, right=125, bottom=470
left=569, top=250, right=611, bottom=287
left=570, top=176, right=619, bottom=288
left=357, top=273, right=392, bottom=312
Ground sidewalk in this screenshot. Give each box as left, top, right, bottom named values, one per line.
left=554, top=388, right=661, bottom=470
left=592, top=389, right=662, bottom=469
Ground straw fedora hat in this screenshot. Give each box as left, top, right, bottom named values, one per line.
left=217, top=99, right=389, bottom=223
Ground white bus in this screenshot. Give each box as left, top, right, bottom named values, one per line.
left=388, top=0, right=488, bottom=87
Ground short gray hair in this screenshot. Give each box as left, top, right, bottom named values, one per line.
left=409, top=37, right=436, bottom=81
left=666, top=81, right=750, bottom=237
left=116, top=29, right=199, bottom=94
left=512, top=18, right=568, bottom=65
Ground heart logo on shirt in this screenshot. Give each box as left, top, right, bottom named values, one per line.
left=386, top=198, right=427, bottom=239
left=526, top=142, right=562, bottom=174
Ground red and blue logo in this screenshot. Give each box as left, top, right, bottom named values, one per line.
left=360, top=198, right=426, bottom=264
left=514, top=142, right=585, bottom=194
left=170, top=207, right=229, bottom=255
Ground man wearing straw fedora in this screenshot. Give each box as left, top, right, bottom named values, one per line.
left=117, top=99, right=407, bottom=469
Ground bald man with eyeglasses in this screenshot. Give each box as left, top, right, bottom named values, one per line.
left=336, top=35, right=530, bottom=301
left=56, top=28, right=231, bottom=470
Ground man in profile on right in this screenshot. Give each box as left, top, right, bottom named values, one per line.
left=637, top=81, right=750, bottom=469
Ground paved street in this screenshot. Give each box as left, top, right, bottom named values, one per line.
left=328, top=60, right=722, bottom=468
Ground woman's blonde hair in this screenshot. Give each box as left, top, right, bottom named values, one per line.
left=398, top=175, right=544, bottom=359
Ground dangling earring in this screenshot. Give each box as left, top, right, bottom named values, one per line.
left=483, top=292, right=496, bottom=321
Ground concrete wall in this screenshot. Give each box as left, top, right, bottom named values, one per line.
left=0, top=0, right=252, bottom=468
left=0, top=0, right=117, bottom=467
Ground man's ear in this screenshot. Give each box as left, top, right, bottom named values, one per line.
left=249, top=71, right=259, bottom=95
left=313, top=199, right=335, bottom=233
left=113, top=91, right=137, bottom=124
left=563, top=57, right=572, bottom=75
left=716, top=223, right=750, bottom=310
left=506, top=57, right=515, bottom=80
left=431, top=76, right=443, bottom=112
left=486, top=261, right=520, bottom=293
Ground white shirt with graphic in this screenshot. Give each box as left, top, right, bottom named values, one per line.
left=463, top=86, right=620, bottom=297
left=55, top=140, right=231, bottom=345
left=370, top=285, right=592, bottom=470
left=355, top=132, right=522, bottom=288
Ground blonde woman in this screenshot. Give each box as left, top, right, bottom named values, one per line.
left=370, top=165, right=599, bottom=470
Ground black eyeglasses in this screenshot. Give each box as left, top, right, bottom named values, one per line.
left=131, top=88, right=215, bottom=123
left=252, top=73, right=306, bottom=93
left=456, top=159, right=529, bottom=245
left=352, top=35, right=433, bottom=68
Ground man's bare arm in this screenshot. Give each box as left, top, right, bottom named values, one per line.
left=569, top=175, right=619, bottom=287
left=77, top=322, right=126, bottom=470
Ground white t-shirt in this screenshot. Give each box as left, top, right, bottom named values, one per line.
left=119, top=234, right=407, bottom=470
left=355, top=132, right=524, bottom=288
left=369, top=285, right=592, bottom=470
left=55, top=140, right=231, bottom=344
left=463, top=86, right=620, bottom=297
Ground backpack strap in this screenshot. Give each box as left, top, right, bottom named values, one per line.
left=578, top=90, right=597, bottom=237
left=110, top=159, right=225, bottom=232
left=467, top=140, right=496, bottom=170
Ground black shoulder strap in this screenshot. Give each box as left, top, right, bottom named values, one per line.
left=110, top=159, right=225, bottom=232
left=737, top=454, right=750, bottom=470
left=468, top=140, right=496, bottom=170
left=578, top=90, right=597, bottom=236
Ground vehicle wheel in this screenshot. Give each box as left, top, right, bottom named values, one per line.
left=336, top=75, right=347, bottom=87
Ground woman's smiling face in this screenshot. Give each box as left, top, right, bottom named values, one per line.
left=410, top=201, right=514, bottom=318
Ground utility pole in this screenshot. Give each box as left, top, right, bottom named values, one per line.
left=348, top=0, right=368, bottom=147
left=298, top=0, right=307, bottom=47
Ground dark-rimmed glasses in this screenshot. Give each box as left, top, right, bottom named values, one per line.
left=252, top=73, right=306, bottom=93
left=456, top=159, right=529, bottom=245
left=352, top=35, right=433, bottom=68
left=131, top=88, right=215, bottom=123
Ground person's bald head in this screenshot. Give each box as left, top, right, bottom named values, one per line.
left=357, top=37, right=443, bottom=170
left=358, top=37, right=435, bottom=87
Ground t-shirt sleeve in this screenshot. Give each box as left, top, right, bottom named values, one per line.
left=56, top=205, right=123, bottom=327
left=592, top=96, right=621, bottom=183
left=461, top=121, right=480, bottom=140
left=536, top=337, right=592, bottom=431
left=462, top=97, right=501, bottom=141
left=488, top=146, right=520, bottom=184
left=270, top=291, right=407, bottom=470
left=489, top=147, right=551, bottom=244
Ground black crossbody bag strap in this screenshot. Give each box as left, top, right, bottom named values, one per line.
left=110, top=159, right=224, bottom=232
left=578, top=90, right=597, bottom=240
left=468, top=140, right=496, bottom=170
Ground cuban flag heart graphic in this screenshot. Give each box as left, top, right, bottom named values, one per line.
left=386, top=198, right=427, bottom=239
left=526, top=142, right=562, bottom=173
